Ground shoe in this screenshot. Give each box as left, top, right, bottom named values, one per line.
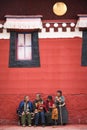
left=52, top=125, right=57, bottom=128
left=22, top=124, right=26, bottom=127
left=28, top=124, right=31, bottom=127
left=34, top=125, right=37, bottom=127
left=63, top=123, right=66, bottom=125
left=42, top=124, right=45, bottom=127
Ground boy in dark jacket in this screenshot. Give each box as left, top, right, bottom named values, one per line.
left=18, top=96, right=33, bottom=127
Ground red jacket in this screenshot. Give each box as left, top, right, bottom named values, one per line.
left=45, top=100, right=54, bottom=112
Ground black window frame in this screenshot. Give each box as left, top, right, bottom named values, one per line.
left=81, top=30, right=87, bottom=66
left=9, top=31, right=40, bottom=68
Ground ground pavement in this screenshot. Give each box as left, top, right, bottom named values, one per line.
left=0, top=125, right=87, bottom=130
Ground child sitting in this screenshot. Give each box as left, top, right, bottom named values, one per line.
left=52, top=103, right=58, bottom=126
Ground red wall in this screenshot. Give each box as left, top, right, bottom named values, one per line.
left=0, top=38, right=87, bottom=124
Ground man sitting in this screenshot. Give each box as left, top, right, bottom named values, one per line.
left=33, top=94, right=46, bottom=127
left=18, top=96, right=33, bottom=127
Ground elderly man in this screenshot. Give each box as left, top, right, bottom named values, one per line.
left=18, top=96, right=33, bottom=127
left=33, top=94, right=46, bottom=127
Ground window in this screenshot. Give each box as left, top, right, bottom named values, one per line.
left=9, top=31, right=40, bottom=68
left=81, top=30, right=87, bottom=66
left=17, top=33, right=32, bottom=61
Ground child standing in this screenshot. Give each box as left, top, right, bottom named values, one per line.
left=52, top=104, right=58, bottom=126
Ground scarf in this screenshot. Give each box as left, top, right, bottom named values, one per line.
left=24, top=102, right=30, bottom=112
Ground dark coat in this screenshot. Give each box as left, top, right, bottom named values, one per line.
left=18, top=101, right=33, bottom=115
left=55, top=96, right=68, bottom=124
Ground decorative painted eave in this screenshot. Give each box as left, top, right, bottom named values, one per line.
left=76, top=14, right=87, bottom=28
left=4, top=15, right=43, bottom=30
left=0, top=18, right=82, bottom=39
